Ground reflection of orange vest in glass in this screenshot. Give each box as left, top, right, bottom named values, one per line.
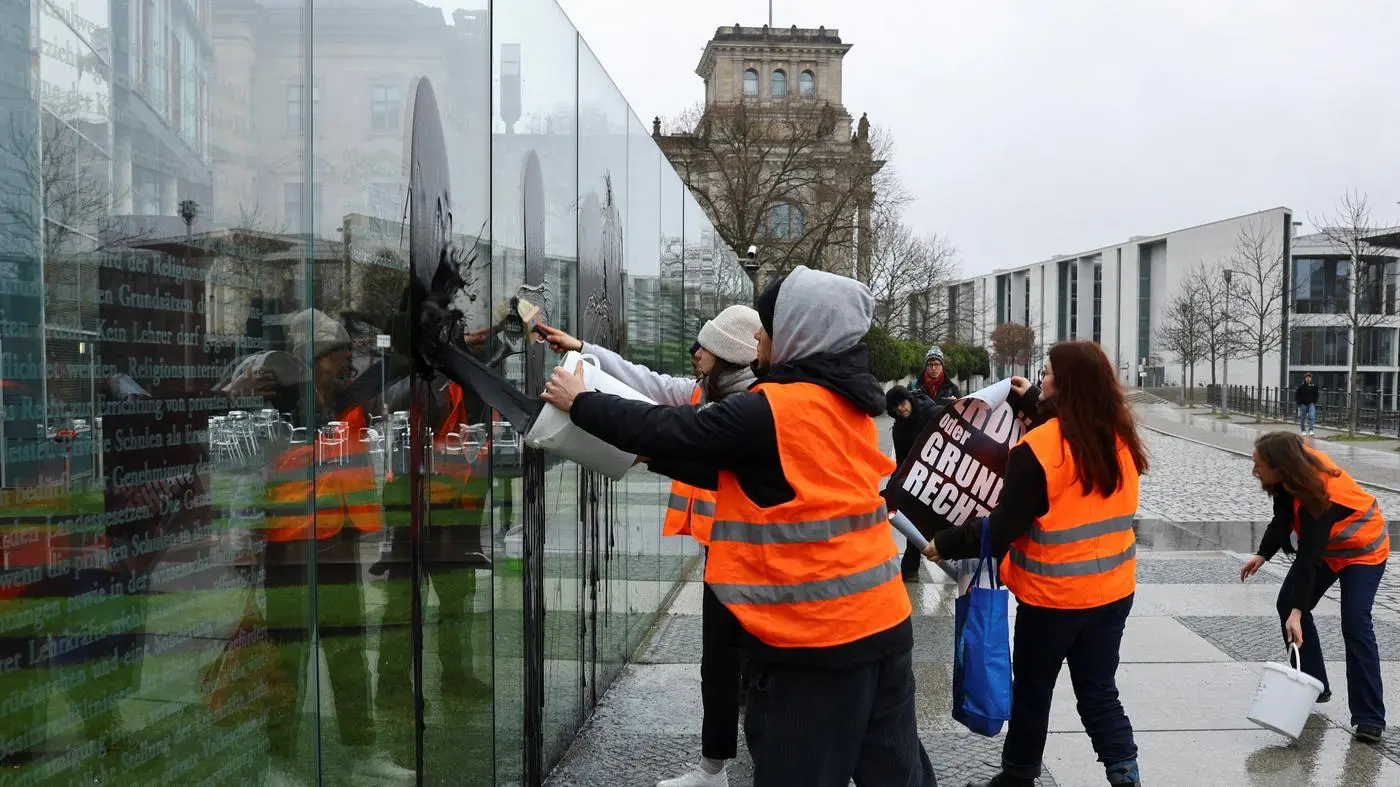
left=1292, top=448, right=1389, bottom=572
left=1000, top=419, right=1138, bottom=610
left=430, top=383, right=487, bottom=509
left=704, top=382, right=908, bottom=649
left=663, top=388, right=717, bottom=544
left=264, top=405, right=383, bottom=542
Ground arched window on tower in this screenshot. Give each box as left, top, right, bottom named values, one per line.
left=742, top=69, right=759, bottom=97
left=766, top=203, right=805, bottom=241
left=771, top=69, right=788, bottom=98
left=799, top=70, right=815, bottom=97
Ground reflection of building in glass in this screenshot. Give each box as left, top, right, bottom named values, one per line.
left=210, top=0, right=488, bottom=238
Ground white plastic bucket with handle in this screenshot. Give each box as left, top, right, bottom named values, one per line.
left=1247, top=644, right=1324, bottom=740
left=524, top=351, right=657, bottom=480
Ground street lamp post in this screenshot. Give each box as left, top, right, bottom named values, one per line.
left=741, top=244, right=761, bottom=307
left=1222, top=269, right=1232, bottom=414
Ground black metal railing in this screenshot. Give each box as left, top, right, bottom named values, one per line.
left=1203, top=384, right=1400, bottom=436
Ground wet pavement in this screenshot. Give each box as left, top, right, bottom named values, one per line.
left=1137, top=405, right=1400, bottom=492
left=543, top=413, right=1400, bottom=787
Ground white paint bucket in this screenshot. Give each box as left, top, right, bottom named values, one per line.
left=524, top=352, right=656, bottom=480
left=1247, top=644, right=1324, bottom=740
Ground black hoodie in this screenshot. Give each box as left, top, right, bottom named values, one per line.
left=568, top=267, right=909, bottom=667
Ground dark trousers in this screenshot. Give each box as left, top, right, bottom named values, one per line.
left=1003, top=595, right=1137, bottom=781
left=1277, top=559, right=1387, bottom=729
left=264, top=541, right=376, bottom=761
left=902, top=540, right=922, bottom=579
left=744, top=649, right=936, bottom=787
left=701, top=582, right=743, bottom=759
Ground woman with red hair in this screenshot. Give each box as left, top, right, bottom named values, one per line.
left=925, top=341, right=1147, bottom=787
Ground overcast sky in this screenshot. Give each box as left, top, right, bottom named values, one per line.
left=554, top=0, right=1399, bottom=276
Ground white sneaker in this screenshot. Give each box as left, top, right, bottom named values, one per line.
left=657, top=766, right=729, bottom=787
left=353, top=753, right=416, bottom=784
left=1309, top=430, right=1316, bottom=436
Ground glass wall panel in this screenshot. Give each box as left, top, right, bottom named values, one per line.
left=659, top=169, right=694, bottom=579
left=492, top=0, right=581, bottom=777
left=1, top=0, right=720, bottom=782
left=577, top=40, right=632, bottom=700
left=623, top=112, right=665, bottom=645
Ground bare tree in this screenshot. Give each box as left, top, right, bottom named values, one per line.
left=867, top=219, right=959, bottom=339
left=1157, top=280, right=1208, bottom=406
left=0, top=103, right=150, bottom=259
left=1226, top=221, right=1286, bottom=422
left=1187, top=264, right=1246, bottom=409
left=659, top=101, right=889, bottom=282
left=1311, top=190, right=1395, bottom=436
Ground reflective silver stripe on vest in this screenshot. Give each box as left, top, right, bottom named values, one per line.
left=1327, top=502, right=1379, bottom=546
left=1024, top=513, right=1135, bottom=546
left=708, top=506, right=889, bottom=546
left=1326, top=527, right=1389, bottom=560
left=692, top=499, right=717, bottom=518
left=708, top=557, right=900, bottom=606
left=1008, top=543, right=1137, bottom=578
left=667, top=493, right=689, bottom=513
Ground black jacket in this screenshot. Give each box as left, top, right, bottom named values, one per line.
left=932, top=387, right=1052, bottom=562
left=570, top=344, right=912, bottom=667
left=1295, top=383, right=1319, bottom=406
left=886, top=385, right=938, bottom=463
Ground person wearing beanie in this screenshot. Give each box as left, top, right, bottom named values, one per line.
left=286, top=308, right=356, bottom=413
left=913, top=343, right=960, bottom=409
left=538, top=303, right=762, bottom=787
left=886, top=385, right=940, bottom=582
left=544, top=266, right=935, bottom=787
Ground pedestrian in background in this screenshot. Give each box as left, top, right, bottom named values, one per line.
left=886, top=384, right=939, bottom=581
left=543, top=266, right=936, bottom=787
left=1296, top=373, right=1319, bottom=435
left=924, top=341, right=1146, bottom=787
left=912, top=345, right=960, bottom=407
left=539, top=304, right=762, bottom=787
left=1241, top=431, right=1388, bottom=744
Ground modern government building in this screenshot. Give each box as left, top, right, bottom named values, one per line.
left=948, top=207, right=1400, bottom=407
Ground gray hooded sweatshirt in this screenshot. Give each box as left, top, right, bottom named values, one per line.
left=569, top=264, right=910, bottom=667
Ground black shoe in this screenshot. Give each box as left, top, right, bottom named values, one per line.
left=902, top=571, right=921, bottom=583
left=965, top=774, right=1034, bottom=787
left=1356, top=724, right=1384, bottom=744
left=1316, top=689, right=1332, bottom=703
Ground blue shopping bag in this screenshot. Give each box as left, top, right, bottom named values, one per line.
left=951, top=518, right=1012, bottom=736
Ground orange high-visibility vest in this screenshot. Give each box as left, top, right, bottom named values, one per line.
left=705, top=381, right=909, bottom=649
left=662, top=387, right=717, bottom=544
left=264, top=405, right=384, bottom=542
left=1001, top=418, right=1138, bottom=610
left=1293, top=448, right=1388, bottom=572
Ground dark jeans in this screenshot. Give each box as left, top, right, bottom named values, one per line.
left=744, top=649, right=936, bottom=787
left=1277, top=558, right=1387, bottom=729
left=701, top=581, right=743, bottom=759
left=1003, top=595, right=1137, bottom=781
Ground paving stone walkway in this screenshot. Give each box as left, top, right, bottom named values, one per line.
left=543, top=413, right=1400, bottom=787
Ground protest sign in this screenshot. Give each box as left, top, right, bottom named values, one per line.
left=884, top=378, right=1034, bottom=541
